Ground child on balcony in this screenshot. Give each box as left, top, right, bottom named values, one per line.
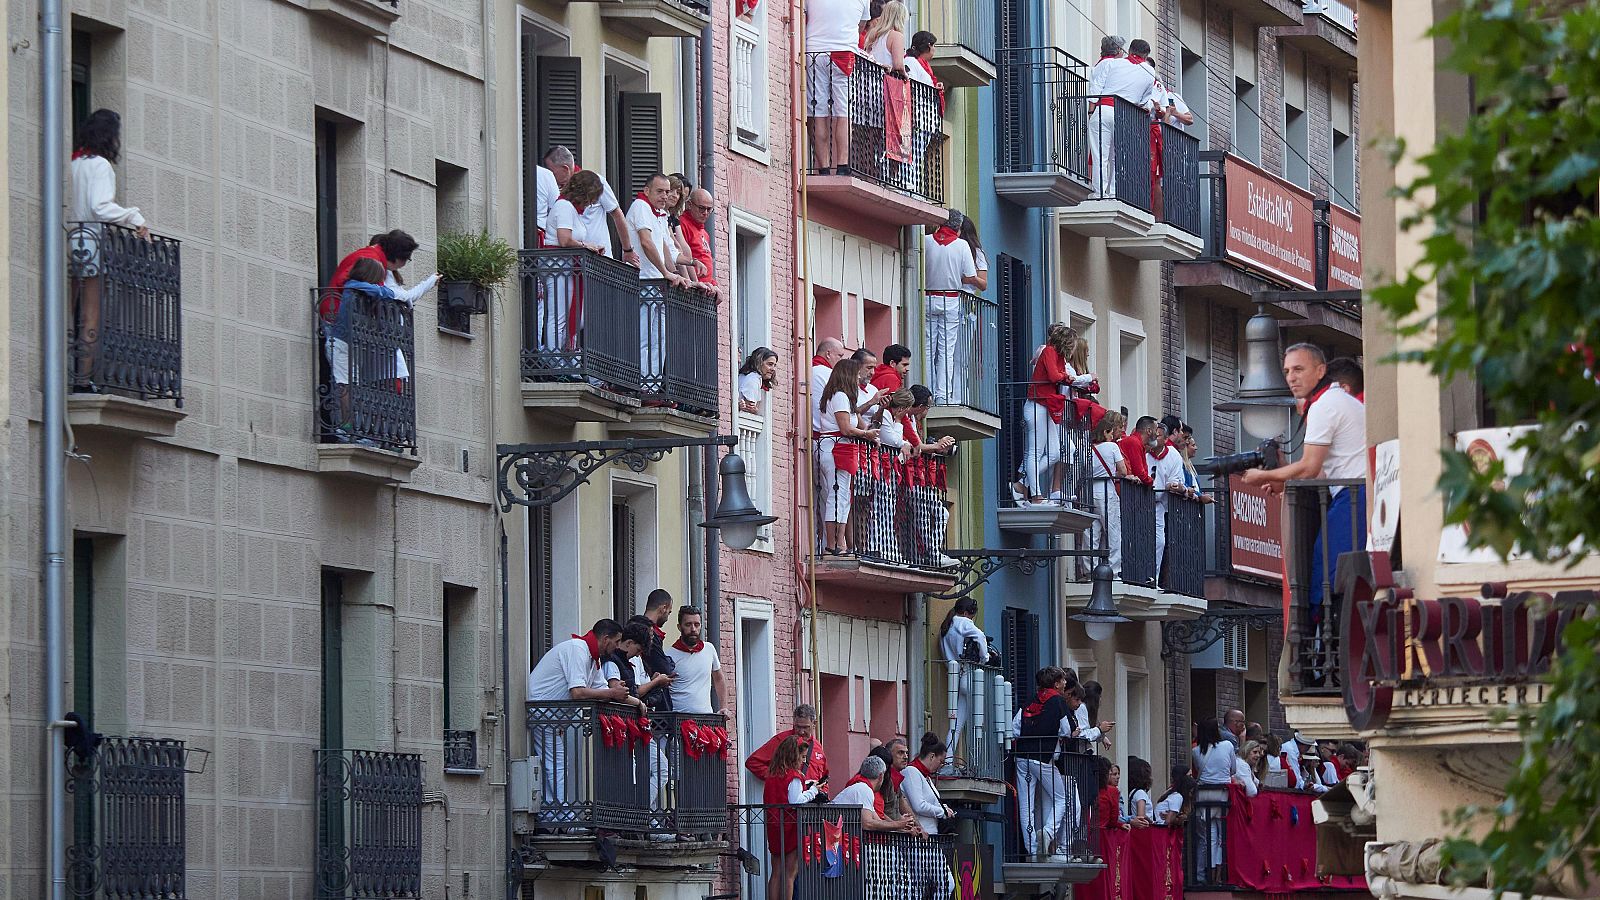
left=321, top=258, right=408, bottom=442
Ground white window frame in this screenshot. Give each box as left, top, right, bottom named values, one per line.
left=609, top=475, right=660, bottom=619
left=1110, top=310, right=1148, bottom=418
left=1114, top=652, right=1151, bottom=777
left=729, top=0, right=771, bottom=163
left=729, top=208, right=775, bottom=552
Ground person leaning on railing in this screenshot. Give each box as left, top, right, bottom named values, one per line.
left=321, top=257, right=407, bottom=442
left=525, top=620, right=630, bottom=816
left=1154, top=765, right=1194, bottom=827
left=70, top=109, right=149, bottom=383
left=762, top=735, right=827, bottom=900
left=938, top=598, right=986, bottom=757
left=817, top=358, right=879, bottom=556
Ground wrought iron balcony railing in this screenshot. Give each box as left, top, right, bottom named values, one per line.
left=932, top=659, right=1011, bottom=784
left=67, top=221, right=183, bottom=405
left=729, top=804, right=958, bottom=900
left=66, top=735, right=188, bottom=900
left=312, top=286, right=417, bottom=452
left=315, top=749, right=424, bottom=900
left=824, top=437, right=954, bottom=571
left=1285, top=478, right=1366, bottom=695
left=997, top=47, right=1091, bottom=184
left=803, top=51, right=946, bottom=205
left=519, top=248, right=643, bottom=392
left=1077, top=475, right=1208, bottom=599
left=1006, top=739, right=1102, bottom=865
left=639, top=279, right=719, bottom=416
left=1159, top=123, right=1202, bottom=235
left=1086, top=95, right=1154, bottom=209
left=524, top=701, right=730, bottom=837
left=921, top=289, right=999, bottom=416
left=996, top=385, right=1094, bottom=511
left=444, top=729, right=478, bottom=771
left=1162, top=494, right=1208, bottom=597
left=1185, top=788, right=1234, bottom=890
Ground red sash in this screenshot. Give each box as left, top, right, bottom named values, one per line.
left=833, top=439, right=862, bottom=475
left=830, top=50, right=856, bottom=76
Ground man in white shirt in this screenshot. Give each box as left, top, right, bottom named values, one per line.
left=1240, top=343, right=1368, bottom=618
left=1146, top=423, right=1187, bottom=579
left=1086, top=35, right=1157, bottom=198
left=924, top=210, right=982, bottom=406
left=538, top=146, right=638, bottom=266
left=810, top=337, right=847, bottom=434
left=829, top=755, right=913, bottom=831
left=663, top=606, right=729, bottom=716
left=626, top=173, right=687, bottom=387
left=805, top=0, right=872, bottom=173
left=526, top=620, right=629, bottom=813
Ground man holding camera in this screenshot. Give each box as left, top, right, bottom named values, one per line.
left=1240, top=343, right=1367, bottom=620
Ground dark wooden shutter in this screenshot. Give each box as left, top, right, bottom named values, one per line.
left=611, top=503, right=637, bottom=623
left=996, top=254, right=1032, bottom=505
left=617, top=92, right=664, bottom=198
left=535, top=56, right=583, bottom=167
left=529, top=506, right=554, bottom=656
left=1003, top=608, right=1039, bottom=708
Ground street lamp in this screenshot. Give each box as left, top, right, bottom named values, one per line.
left=1215, top=305, right=1297, bottom=441
left=699, top=452, right=776, bottom=551
left=1071, top=559, right=1129, bottom=641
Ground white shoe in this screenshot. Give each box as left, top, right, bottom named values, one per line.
left=1047, top=853, right=1074, bottom=864
left=936, top=554, right=959, bottom=568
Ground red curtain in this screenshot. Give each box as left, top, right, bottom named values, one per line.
left=1078, top=827, right=1182, bottom=900
left=1225, top=786, right=1369, bottom=893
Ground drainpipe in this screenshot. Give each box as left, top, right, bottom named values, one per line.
left=687, top=448, right=706, bottom=615
left=703, top=448, right=723, bottom=708
left=698, top=22, right=715, bottom=235
left=40, top=0, right=70, bottom=895
left=500, top=525, right=516, bottom=900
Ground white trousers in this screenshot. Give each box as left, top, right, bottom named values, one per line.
left=1090, top=107, right=1116, bottom=197
left=541, top=274, right=573, bottom=352
left=817, top=436, right=851, bottom=524
left=639, top=296, right=664, bottom=384
left=912, top=484, right=949, bottom=566
left=1155, top=498, right=1168, bottom=581
left=1092, top=478, right=1123, bottom=574
left=1022, top=401, right=1062, bottom=498
left=926, top=292, right=963, bottom=405
left=1017, top=759, right=1071, bottom=857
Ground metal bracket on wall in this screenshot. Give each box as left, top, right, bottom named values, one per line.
left=927, top=548, right=1094, bottom=602
left=1160, top=606, right=1282, bottom=658
left=496, top=436, right=736, bottom=512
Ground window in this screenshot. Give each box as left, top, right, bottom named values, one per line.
left=1283, top=49, right=1309, bottom=188
left=604, top=60, right=661, bottom=202
left=72, top=535, right=128, bottom=735
left=732, top=216, right=774, bottom=549
left=1234, top=78, right=1261, bottom=165
left=527, top=505, right=554, bottom=657
left=1330, top=77, right=1356, bottom=208
left=315, top=119, right=342, bottom=286
left=436, top=160, right=473, bottom=335
left=1115, top=654, right=1151, bottom=772
left=995, top=254, right=1033, bottom=504
left=321, top=571, right=346, bottom=750
left=1180, top=48, right=1208, bottom=148
left=731, top=0, right=770, bottom=154
left=1111, top=312, right=1147, bottom=420
left=71, top=30, right=92, bottom=133
left=610, top=482, right=658, bottom=623
left=444, top=585, right=479, bottom=770
left=1002, top=608, right=1039, bottom=708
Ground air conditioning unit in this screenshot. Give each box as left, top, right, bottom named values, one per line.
left=510, top=756, right=542, bottom=814
left=1190, top=623, right=1249, bottom=672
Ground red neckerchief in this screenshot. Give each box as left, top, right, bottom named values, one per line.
left=1302, top=382, right=1334, bottom=418
left=915, top=58, right=947, bottom=115
left=1126, top=54, right=1146, bottom=65
left=1023, top=688, right=1062, bottom=719
left=672, top=637, right=705, bottom=653
left=812, top=354, right=830, bottom=368
left=845, top=776, right=887, bottom=816
left=1151, top=441, right=1172, bottom=460
left=888, top=766, right=905, bottom=789
left=931, top=226, right=960, bottom=245
left=651, top=624, right=666, bottom=640
left=1280, top=753, right=1299, bottom=787
left=1354, top=392, right=1365, bottom=403
left=572, top=632, right=601, bottom=662
left=571, top=200, right=588, bottom=214
left=634, top=192, right=664, bottom=215
left=71, top=149, right=91, bottom=160
left=910, top=759, right=935, bottom=779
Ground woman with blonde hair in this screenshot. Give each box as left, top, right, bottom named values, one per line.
left=1233, top=739, right=1263, bottom=797
left=818, top=359, right=880, bottom=555
left=665, top=174, right=702, bottom=282
left=864, top=1, right=913, bottom=176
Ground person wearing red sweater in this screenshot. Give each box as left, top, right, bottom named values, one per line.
left=870, top=343, right=912, bottom=392
left=745, top=704, right=830, bottom=783
left=1116, top=415, right=1158, bottom=487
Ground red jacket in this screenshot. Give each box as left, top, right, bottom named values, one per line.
left=1118, top=435, right=1153, bottom=485
left=745, top=728, right=829, bottom=782
left=321, top=245, right=388, bottom=319
left=1026, top=346, right=1069, bottom=423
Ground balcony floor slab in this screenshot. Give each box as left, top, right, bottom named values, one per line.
left=805, top=175, right=948, bottom=227
left=1057, top=199, right=1155, bottom=239
left=936, top=775, right=1006, bottom=806
left=996, top=502, right=1096, bottom=535
left=1003, top=859, right=1107, bottom=886
left=1105, top=223, right=1206, bottom=260
left=67, top=393, right=185, bottom=439
left=598, top=0, right=711, bottom=40
left=521, top=832, right=728, bottom=869
left=315, top=444, right=421, bottom=484
left=931, top=44, right=996, bottom=88
left=1063, top=581, right=1207, bottom=621
left=995, top=172, right=1091, bottom=208
left=521, top=381, right=641, bottom=424
left=925, top=405, right=1000, bottom=441
left=610, top=406, right=719, bottom=439
left=807, top=555, right=959, bottom=594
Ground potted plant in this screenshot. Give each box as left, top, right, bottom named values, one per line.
left=436, top=231, right=517, bottom=315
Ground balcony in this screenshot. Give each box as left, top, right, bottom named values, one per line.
left=1062, top=95, right=1205, bottom=259
left=1279, top=1, right=1358, bottom=73
left=1283, top=478, right=1365, bottom=698
left=66, top=736, right=189, bottom=898
left=599, top=0, right=710, bottom=39
left=519, top=248, right=643, bottom=423
left=995, top=47, right=1092, bottom=207
left=312, top=285, right=421, bottom=484
left=731, top=805, right=959, bottom=899
left=314, top=749, right=424, bottom=899
left=1003, top=741, right=1105, bottom=886
left=1175, top=153, right=1362, bottom=346
left=520, top=702, right=728, bottom=865
left=304, top=0, right=401, bottom=36
left=616, top=279, right=720, bottom=438
left=921, top=290, right=1001, bottom=440
left=1064, top=483, right=1208, bottom=621
left=994, top=388, right=1097, bottom=534
left=928, top=659, right=1010, bottom=804
left=1185, top=785, right=1368, bottom=893
left=66, top=221, right=186, bottom=439
left=927, top=0, right=996, bottom=87
left=1209, top=0, right=1303, bottom=27
left=809, top=438, right=959, bottom=594
left=803, top=52, right=947, bottom=227
left=445, top=729, right=480, bottom=774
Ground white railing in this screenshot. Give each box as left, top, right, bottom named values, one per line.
left=1304, top=0, right=1356, bottom=33
left=732, top=26, right=760, bottom=143
left=735, top=409, right=772, bottom=548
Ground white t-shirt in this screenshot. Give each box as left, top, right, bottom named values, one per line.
left=551, top=198, right=612, bottom=257
left=805, top=0, right=870, bottom=52
left=1163, top=91, right=1192, bottom=129
left=601, top=659, right=624, bottom=684
left=664, top=641, right=722, bottom=714
left=1304, top=384, right=1367, bottom=484
left=877, top=416, right=906, bottom=448
left=924, top=234, right=978, bottom=292
left=856, top=386, right=878, bottom=424
left=973, top=246, right=989, bottom=275
left=831, top=780, right=878, bottom=811
left=1088, top=56, right=1157, bottom=109
left=526, top=637, right=605, bottom=702
left=740, top=371, right=765, bottom=404
left=535, top=166, right=560, bottom=245
left=1148, top=447, right=1186, bottom=501
left=71, top=155, right=144, bottom=227
left=1233, top=757, right=1260, bottom=797
left=940, top=615, right=985, bottom=662
left=907, top=58, right=934, bottom=87
left=810, top=363, right=834, bottom=433
left=1153, top=791, right=1184, bottom=823
left=1192, top=742, right=1236, bottom=785
left=820, top=391, right=853, bottom=435
left=1128, top=787, right=1153, bottom=818
left=625, top=196, right=675, bottom=280
left=1092, top=441, right=1124, bottom=478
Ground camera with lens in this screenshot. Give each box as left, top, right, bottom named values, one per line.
left=1196, top=438, right=1283, bottom=477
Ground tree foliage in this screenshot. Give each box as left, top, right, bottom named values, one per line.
left=1369, top=0, right=1600, bottom=894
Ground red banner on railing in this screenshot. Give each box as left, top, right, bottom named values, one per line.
left=1326, top=203, right=1362, bottom=291
left=1077, top=826, right=1183, bottom=900
left=1225, top=786, right=1368, bottom=893
left=1223, top=154, right=1317, bottom=289
left=1228, top=476, right=1284, bottom=581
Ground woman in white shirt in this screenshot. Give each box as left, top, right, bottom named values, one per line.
left=938, top=598, right=986, bottom=756
left=861, top=390, right=914, bottom=560
left=818, top=359, right=878, bottom=555
left=1233, top=740, right=1263, bottom=798
left=958, top=215, right=989, bottom=291
left=1192, top=720, right=1236, bottom=785
left=70, top=109, right=149, bottom=383
left=1126, top=756, right=1155, bottom=825
left=1192, top=719, right=1236, bottom=876
left=1153, top=766, right=1193, bottom=826
left=737, top=347, right=778, bottom=415
left=1089, top=412, right=1133, bottom=575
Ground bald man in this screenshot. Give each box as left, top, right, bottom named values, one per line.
left=678, top=188, right=721, bottom=297
left=810, top=338, right=845, bottom=436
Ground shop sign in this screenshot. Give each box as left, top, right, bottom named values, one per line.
left=1327, top=203, right=1362, bottom=291
left=1337, top=552, right=1594, bottom=729
left=1228, top=475, right=1283, bottom=581
left=1223, top=154, right=1318, bottom=289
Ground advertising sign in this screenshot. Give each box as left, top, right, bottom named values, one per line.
left=1436, top=426, right=1537, bottom=564
left=1368, top=440, right=1399, bottom=554
left=1228, top=475, right=1284, bottom=581
left=1326, top=203, right=1363, bottom=291
left=1223, top=154, right=1318, bottom=289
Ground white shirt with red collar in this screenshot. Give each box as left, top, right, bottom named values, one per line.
left=526, top=635, right=607, bottom=702
left=1088, top=55, right=1157, bottom=109
left=625, top=194, right=676, bottom=280
left=924, top=230, right=977, bottom=292
left=665, top=638, right=722, bottom=714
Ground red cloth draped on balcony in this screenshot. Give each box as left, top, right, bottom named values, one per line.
left=680, top=719, right=731, bottom=760
left=833, top=438, right=864, bottom=475
left=1224, top=786, right=1368, bottom=893
left=884, top=69, right=913, bottom=165
left=1077, top=826, right=1184, bottom=900
left=599, top=713, right=653, bottom=750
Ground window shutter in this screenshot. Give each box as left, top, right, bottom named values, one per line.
left=611, top=503, right=637, bottom=623
left=535, top=56, right=583, bottom=169
left=1003, top=608, right=1039, bottom=708
left=529, top=506, right=554, bottom=656
left=996, top=255, right=1032, bottom=504
left=617, top=92, right=664, bottom=198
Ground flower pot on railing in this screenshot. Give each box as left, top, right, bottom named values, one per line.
left=439, top=279, right=491, bottom=314
left=437, top=231, right=517, bottom=318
